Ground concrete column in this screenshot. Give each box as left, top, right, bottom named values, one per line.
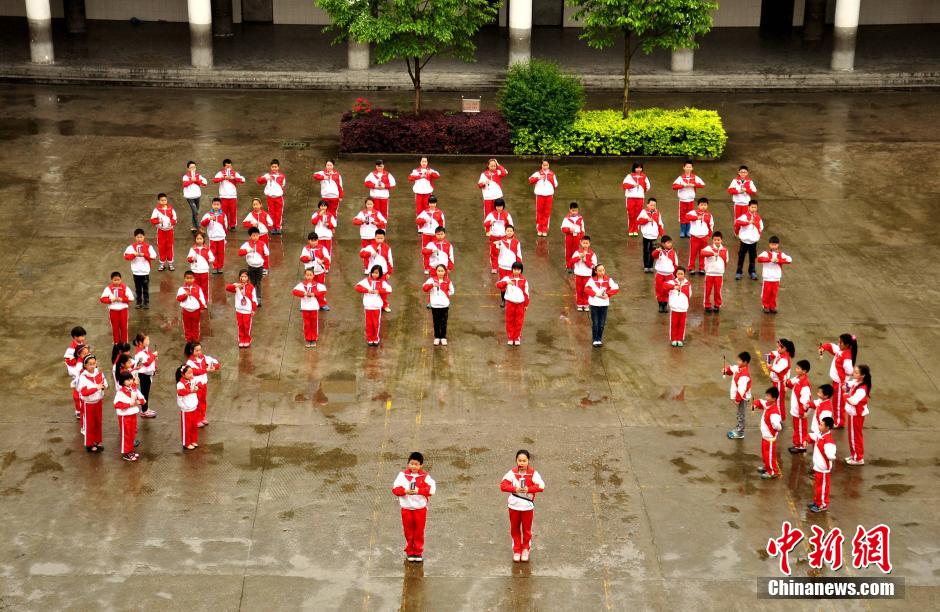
left=802, top=0, right=826, bottom=41
left=188, top=0, right=213, bottom=69
left=211, top=0, right=233, bottom=37
left=831, top=0, right=860, bottom=72
left=25, top=0, right=54, bottom=64
left=64, top=0, right=86, bottom=34
left=508, top=0, right=532, bottom=66
left=347, top=40, right=369, bottom=70
left=671, top=48, right=694, bottom=72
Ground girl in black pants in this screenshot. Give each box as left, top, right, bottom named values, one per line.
left=423, top=264, right=455, bottom=346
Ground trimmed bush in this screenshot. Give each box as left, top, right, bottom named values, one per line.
left=497, top=60, right=585, bottom=136
left=339, top=110, right=512, bottom=155
left=512, top=108, right=727, bottom=158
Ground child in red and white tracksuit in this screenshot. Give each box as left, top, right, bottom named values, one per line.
left=416, top=197, right=446, bottom=271
left=754, top=387, right=783, bottom=478
left=238, top=228, right=269, bottom=306
left=256, top=159, right=286, bottom=234
left=182, top=163, right=208, bottom=229
left=528, top=160, right=558, bottom=236
left=311, top=200, right=338, bottom=259
left=768, top=338, right=794, bottom=413
left=785, top=360, right=813, bottom=453
left=408, top=158, right=440, bottom=216
left=496, top=262, right=529, bottom=345
left=671, top=162, right=705, bottom=238
left=810, top=386, right=835, bottom=440
left=113, top=371, right=145, bottom=461
left=312, top=161, right=344, bottom=217
left=200, top=198, right=228, bottom=273
left=734, top=201, right=763, bottom=280
left=478, top=159, right=508, bottom=219
left=292, top=269, right=327, bottom=347
left=100, top=272, right=133, bottom=344
left=569, top=237, right=597, bottom=312
left=700, top=232, right=728, bottom=312
left=560, top=202, right=585, bottom=272
left=494, top=227, right=523, bottom=306
left=499, top=450, right=544, bottom=562
left=177, top=272, right=207, bottom=343
left=484, top=199, right=514, bottom=273
left=422, top=227, right=455, bottom=276
left=176, top=364, right=203, bottom=450
left=818, top=334, right=857, bottom=428
left=243, top=198, right=273, bottom=271
left=187, top=231, right=215, bottom=300
left=666, top=268, right=691, bottom=347
left=651, top=236, right=678, bottom=312
left=67, top=340, right=89, bottom=422
left=757, top=236, right=792, bottom=313
left=622, top=162, right=650, bottom=236
left=392, top=451, right=437, bottom=562
left=355, top=266, right=392, bottom=346
left=184, top=342, right=219, bottom=428
left=809, top=416, right=837, bottom=512
left=359, top=231, right=394, bottom=311
left=352, top=198, right=388, bottom=257
left=149, top=193, right=177, bottom=271
left=212, top=159, right=245, bottom=231
left=684, top=197, right=713, bottom=274
left=723, top=352, right=753, bottom=439
left=124, top=230, right=158, bottom=306
left=300, top=232, right=331, bottom=310
left=727, top=165, right=757, bottom=220
left=844, top=365, right=871, bottom=465
left=637, top=198, right=664, bottom=272
left=77, top=355, right=107, bottom=452
left=364, top=161, right=396, bottom=220
left=225, top=270, right=258, bottom=348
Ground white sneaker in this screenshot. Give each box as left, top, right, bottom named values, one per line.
left=507, top=340, right=514, bottom=345
left=514, top=340, right=521, bottom=346
left=521, top=549, right=530, bottom=562
left=513, top=553, right=521, bottom=562
left=433, top=338, right=441, bottom=345
left=592, top=341, right=601, bottom=347
left=440, top=339, right=447, bottom=346
left=845, top=458, right=864, bottom=465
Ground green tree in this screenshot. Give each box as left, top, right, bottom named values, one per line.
left=317, top=0, right=500, bottom=114
left=567, top=0, right=717, bottom=117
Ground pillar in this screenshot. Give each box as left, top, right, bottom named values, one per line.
left=508, top=0, right=532, bottom=66
left=671, top=48, right=694, bottom=72
left=25, top=0, right=53, bottom=64
left=211, top=0, right=233, bottom=37
left=831, top=0, right=860, bottom=72
left=188, top=0, right=213, bottom=69
left=802, top=0, right=826, bottom=41
left=348, top=40, right=369, bottom=70
left=64, top=0, right=86, bottom=34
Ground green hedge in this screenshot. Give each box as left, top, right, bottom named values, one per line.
left=511, top=108, right=727, bottom=158
left=498, top=60, right=585, bottom=136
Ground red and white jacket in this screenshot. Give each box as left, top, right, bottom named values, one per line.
left=352, top=209, right=387, bottom=240
left=312, top=169, right=344, bottom=199
left=560, top=213, right=585, bottom=238
left=528, top=169, right=558, bottom=196
left=422, top=276, right=455, bottom=308
left=182, top=171, right=208, bottom=199
left=310, top=210, right=337, bottom=240
left=100, top=283, right=134, bottom=311
left=225, top=282, right=258, bottom=314
left=408, top=167, right=440, bottom=194
left=238, top=240, right=269, bottom=268
left=700, top=244, right=729, bottom=276
left=176, top=378, right=202, bottom=412
left=845, top=381, right=870, bottom=417
left=769, top=350, right=791, bottom=384
left=355, top=277, right=392, bottom=310
left=723, top=364, right=752, bottom=402
left=423, top=239, right=455, bottom=270
left=757, top=250, right=792, bottom=282
left=734, top=212, right=764, bottom=244
left=478, top=166, right=508, bottom=200
left=292, top=281, right=327, bottom=311
left=810, top=398, right=834, bottom=436
left=257, top=171, right=286, bottom=198
left=114, top=385, right=144, bottom=417
left=727, top=177, right=757, bottom=206
left=392, top=469, right=437, bottom=510
left=176, top=284, right=207, bottom=312
left=186, top=354, right=218, bottom=387
left=213, top=169, right=245, bottom=198
left=622, top=172, right=650, bottom=199
left=785, top=373, right=812, bottom=418
left=243, top=210, right=273, bottom=236
left=585, top=275, right=620, bottom=307
left=569, top=248, right=597, bottom=277
left=672, top=173, right=705, bottom=202
left=666, top=278, right=691, bottom=312
left=754, top=398, right=783, bottom=440
left=124, top=242, right=158, bottom=275
left=637, top=209, right=664, bottom=240
left=495, top=237, right=522, bottom=270
left=499, top=466, right=544, bottom=511
left=132, top=345, right=158, bottom=376
left=187, top=245, right=215, bottom=274
left=811, top=429, right=837, bottom=473
left=200, top=210, right=228, bottom=241
left=364, top=170, right=396, bottom=199
left=300, top=243, right=331, bottom=275
left=77, top=368, right=108, bottom=403
left=496, top=275, right=530, bottom=306
left=651, top=247, right=678, bottom=275
left=684, top=209, right=714, bottom=239
left=416, top=208, right=446, bottom=236
left=819, top=342, right=854, bottom=387
left=484, top=210, right=513, bottom=237
left=359, top=241, right=394, bottom=276
left=150, top=206, right=177, bottom=231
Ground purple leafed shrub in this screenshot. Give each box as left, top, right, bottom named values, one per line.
left=340, top=110, right=513, bottom=154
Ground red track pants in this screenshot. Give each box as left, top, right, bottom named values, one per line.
left=118, top=413, right=137, bottom=454
left=792, top=416, right=808, bottom=448
left=180, top=410, right=199, bottom=446
left=847, top=413, right=865, bottom=461
left=703, top=275, right=723, bottom=308
left=401, top=507, right=428, bottom=556
left=508, top=508, right=534, bottom=553
left=372, top=198, right=389, bottom=220
left=626, top=197, right=644, bottom=233
left=575, top=275, right=589, bottom=308
left=83, top=401, right=102, bottom=448
left=236, top=312, right=253, bottom=345
left=535, top=195, right=553, bottom=234
left=688, top=236, right=709, bottom=270
left=762, top=280, right=779, bottom=310
left=182, top=309, right=201, bottom=343
left=109, top=309, right=128, bottom=344
left=323, top=198, right=340, bottom=218
left=157, top=228, right=174, bottom=263
left=505, top=302, right=526, bottom=342
left=209, top=239, right=225, bottom=270
left=267, top=196, right=284, bottom=231
left=302, top=310, right=319, bottom=342
left=761, top=437, right=780, bottom=476
left=814, top=471, right=831, bottom=508
left=414, top=193, right=430, bottom=217
left=364, top=309, right=382, bottom=344
left=221, top=198, right=237, bottom=229
left=670, top=311, right=687, bottom=342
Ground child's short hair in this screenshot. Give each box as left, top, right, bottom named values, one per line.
left=796, top=359, right=811, bottom=372
left=697, top=197, right=709, bottom=204
left=133, top=228, right=145, bottom=237
left=511, top=262, right=524, bottom=272
left=110, top=271, right=122, bottom=280
left=515, top=449, right=530, bottom=460
left=157, top=192, right=167, bottom=200
left=428, top=195, right=438, bottom=204
left=375, top=229, right=386, bottom=236
left=676, top=265, right=686, bottom=273
left=222, top=158, right=232, bottom=165
left=712, top=231, right=723, bottom=239
left=739, top=165, right=749, bottom=171
left=819, top=384, right=833, bottom=398
left=364, top=197, right=374, bottom=205
left=683, top=159, right=694, bottom=166
left=647, top=197, right=657, bottom=204
left=768, top=235, right=780, bottom=244
left=749, top=199, right=759, bottom=206
left=409, top=451, right=424, bottom=464
left=374, top=159, right=384, bottom=166
left=766, top=386, right=780, bottom=399
left=661, top=234, right=672, bottom=243
left=738, top=351, right=751, bottom=363
left=270, top=158, right=280, bottom=165
left=435, top=226, right=445, bottom=234
left=71, top=326, right=87, bottom=338
left=251, top=197, right=262, bottom=206
left=248, top=227, right=260, bottom=236
left=212, top=197, right=221, bottom=204
left=821, top=416, right=834, bottom=429
left=582, top=235, right=591, bottom=242
left=307, top=231, right=318, bottom=241
left=318, top=200, right=328, bottom=209
left=186, top=160, right=196, bottom=168
left=183, top=270, right=195, bottom=278
left=494, top=198, right=506, bottom=208
left=238, top=268, right=249, bottom=277
left=569, top=201, right=578, bottom=210
left=116, top=371, right=134, bottom=386
left=631, top=162, right=643, bottom=171
left=194, top=230, right=206, bottom=240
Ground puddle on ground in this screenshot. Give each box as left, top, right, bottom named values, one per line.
left=26, top=452, right=63, bottom=479
left=666, top=430, right=694, bottom=437
left=871, top=484, right=914, bottom=496
left=253, top=424, right=277, bottom=434
left=670, top=457, right=698, bottom=475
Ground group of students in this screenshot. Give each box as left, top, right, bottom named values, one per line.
left=721, top=333, right=871, bottom=513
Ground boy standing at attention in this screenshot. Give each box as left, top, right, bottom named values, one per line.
left=213, top=158, right=245, bottom=231
left=182, top=161, right=208, bottom=231
left=734, top=200, right=764, bottom=280
left=671, top=161, right=705, bottom=238
left=123, top=229, right=157, bottom=309
left=257, top=159, right=286, bottom=235
left=727, top=165, right=757, bottom=220
left=149, top=192, right=177, bottom=271
left=700, top=232, right=728, bottom=313
left=757, top=236, right=792, bottom=313
left=391, top=451, right=436, bottom=563
left=560, top=202, right=585, bottom=273
left=722, top=352, right=753, bottom=439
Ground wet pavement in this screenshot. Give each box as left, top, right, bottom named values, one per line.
left=0, top=85, right=938, bottom=610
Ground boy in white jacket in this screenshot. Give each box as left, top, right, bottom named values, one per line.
left=392, top=451, right=437, bottom=562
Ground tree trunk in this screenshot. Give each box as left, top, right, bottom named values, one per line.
left=622, top=32, right=632, bottom=118
left=414, top=57, right=422, bottom=115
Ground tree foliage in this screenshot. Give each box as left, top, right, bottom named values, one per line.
left=498, top=60, right=585, bottom=136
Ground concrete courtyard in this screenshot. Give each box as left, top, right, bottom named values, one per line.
left=0, top=85, right=937, bottom=610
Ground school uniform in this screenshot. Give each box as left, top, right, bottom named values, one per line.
left=360, top=241, right=394, bottom=310
left=665, top=278, right=691, bottom=344
left=65, top=348, right=84, bottom=420
left=496, top=275, right=530, bottom=343
left=484, top=210, right=513, bottom=272
left=292, top=281, right=327, bottom=344
left=353, top=209, right=388, bottom=251
left=299, top=243, right=331, bottom=308
left=622, top=172, right=650, bottom=234
left=845, top=381, right=870, bottom=463
left=727, top=176, right=757, bottom=220
left=408, top=167, right=440, bottom=215
left=757, top=249, right=793, bottom=311
left=478, top=166, right=508, bottom=218
left=238, top=240, right=269, bottom=305
left=199, top=210, right=228, bottom=271
left=186, top=245, right=215, bottom=299
left=132, top=345, right=157, bottom=415
left=213, top=168, right=245, bottom=230
left=755, top=398, right=783, bottom=476
left=149, top=205, right=178, bottom=266
left=671, top=173, right=705, bottom=237
left=242, top=210, right=273, bottom=269
left=786, top=373, right=812, bottom=449
left=186, top=353, right=218, bottom=426
left=355, top=277, right=392, bottom=345
left=809, top=398, right=833, bottom=439
left=225, top=282, right=258, bottom=346
left=416, top=207, right=446, bottom=269
left=113, top=385, right=143, bottom=455
left=422, top=276, right=455, bottom=340
left=123, top=242, right=158, bottom=306
left=176, top=284, right=207, bottom=343
left=700, top=244, right=728, bottom=310
left=636, top=209, right=664, bottom=270
left=569, top=248, right=598, bottom=310
left=312, top=169, right=344, bottom=217
left=499, top=466, right=545, bottom=555
left=684, top=210, right=714, bottom=272
left=182, top=170, right=208, bottom=228
left=733, top=212, right=764, bottom=276
left=819, top=342, right=854, bottom=427
left=364, top=170, right=396, bottom=219
left=100, top=283, right=133, bottom=344
left=560, top=213, right=585, bottom=270
left=392, top=470, right=437, bottom=559
left=584, top=275, right=619, bottom=344
left=256, top=171, right=287, bottom=232
left=422, top=239, right=455, bottom=274
left=310, top=210, right=338, bottom=258
left=810, top=429, right=837, bottom=509
left=722, top=364, right=752, bottom=436
left=528, top=169, right=558, bottom=234
left=651, top=247, right=678, bottom=306
left=177, top=378, right=203, bottom=447
left=77, top=368, right=107, bottom=449
left=768, top=351, right=791, bottom=413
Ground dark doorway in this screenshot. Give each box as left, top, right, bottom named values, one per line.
left=533, top=0, right=564, bottom=27
left=242, top=0, right=273, bottom=23
left=760, top=0, right=795, bottom=32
